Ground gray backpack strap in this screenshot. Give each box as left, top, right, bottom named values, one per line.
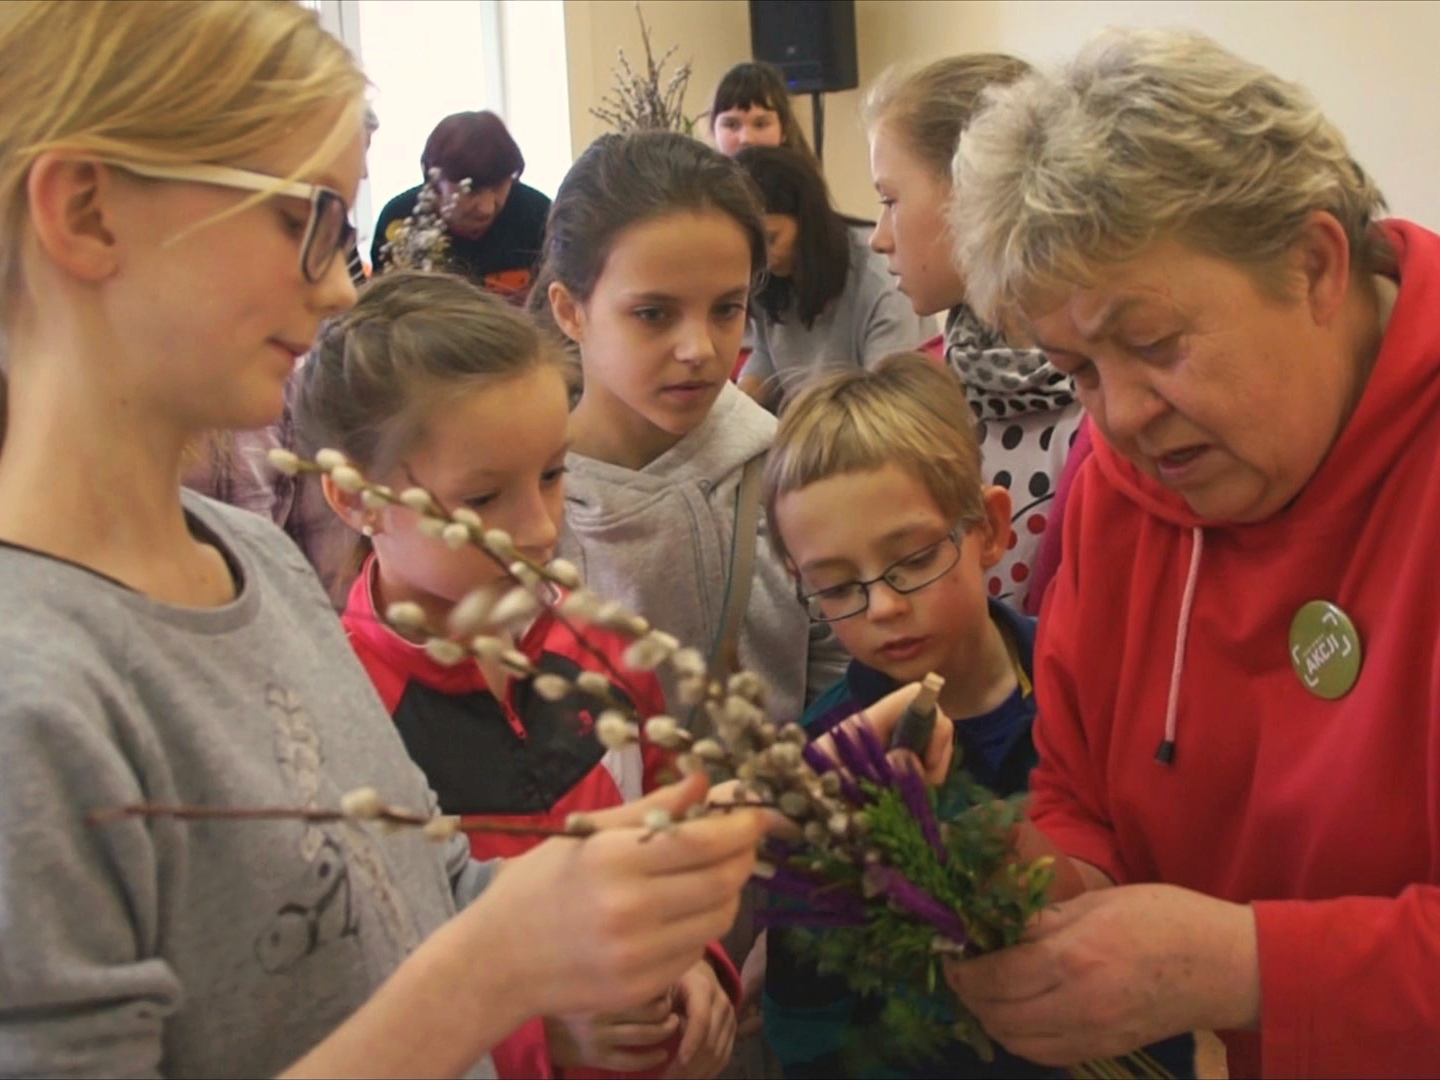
left=714, top=454, right=765, bottom=678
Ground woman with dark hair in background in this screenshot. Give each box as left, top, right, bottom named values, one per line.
left=734, top=146, right=925, bottom=411
left=373, top=110, right=550, bottom=299
left=709, top=62, right=811, bottom=159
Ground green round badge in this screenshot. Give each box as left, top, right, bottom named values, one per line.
left=1289, top=600, right=1363, bottom=700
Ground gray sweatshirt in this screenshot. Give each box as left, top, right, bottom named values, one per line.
left=740, top=227, right=929, bottom=406
left=562, top=384, right=848, bottom=729
left=0, top=493, right=495, bottom=1079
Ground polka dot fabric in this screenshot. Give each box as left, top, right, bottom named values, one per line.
left=978, top=408, right=1084, bottom=608
left=945, top=306, right=1085, bottom=610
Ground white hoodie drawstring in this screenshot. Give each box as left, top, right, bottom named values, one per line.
left=1157, top=526, right=1204, bottom=764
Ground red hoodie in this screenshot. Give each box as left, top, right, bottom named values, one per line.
left=343, top=558, right=675, bottom=861
left=1030, top=220, right=1440, bottom=1079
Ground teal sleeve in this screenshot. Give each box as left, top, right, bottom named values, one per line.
left=763, top=989, right=856, bottom=1074
left=799, top=675, right=853, bottom=733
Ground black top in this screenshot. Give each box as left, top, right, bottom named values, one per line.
left=370, top=180, right=551, bottom=300
left=390, top=651, right=613, bottom=816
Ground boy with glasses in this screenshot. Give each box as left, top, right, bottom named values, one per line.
left=759, top=351, right=1053, bottom=1077
left=758, top=352, right=1196, bottom=1078
left=764, top=351, right=1034, bottom=797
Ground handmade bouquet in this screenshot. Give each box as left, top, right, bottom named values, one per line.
left=91, top=449, right=1169, bottom=1080
left=379, top=168, right=472, bottom=273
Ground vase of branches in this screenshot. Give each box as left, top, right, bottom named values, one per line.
left=589, top=3, right=698, bottom=135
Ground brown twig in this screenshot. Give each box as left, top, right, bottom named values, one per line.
left=87, top=802, right=592, bottom=839
left=351, top=460, right=653, bottom=713
left=588, top=2, right=693, bottom=134
left=88, top=798, right=774, bottom=839
left=87, top=803, right=368, bottom=827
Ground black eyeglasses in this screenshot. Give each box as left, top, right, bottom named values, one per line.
left=107, top=160, right=354, bottom=284
left=798, top=529, right=966, bottom=622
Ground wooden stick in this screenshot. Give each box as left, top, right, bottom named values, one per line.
left=88, top=794, right=780, bottom=839
left=87, top=803, right=585, bottom=839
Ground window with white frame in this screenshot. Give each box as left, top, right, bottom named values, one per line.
left=306, top=0, right=571, bottom=267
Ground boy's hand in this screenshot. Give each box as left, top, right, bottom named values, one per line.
left=664, top=959, right=736, bottom=1079
left=705, top=778, right=762, bottom=809
left=811, top=682, right=955, bottom=786
left=544, top=996, right=678, bottom=1072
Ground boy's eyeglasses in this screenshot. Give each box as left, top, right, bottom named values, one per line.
left=105, top=160, right=354, bottom=284
left=798, top=528, right=967, bottom=623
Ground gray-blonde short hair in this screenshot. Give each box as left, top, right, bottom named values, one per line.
left=952, top=27, right=1389, bottom=325
left=763, top=352, right=985, bottom=565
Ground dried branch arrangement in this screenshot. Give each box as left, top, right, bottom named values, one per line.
left=589, top=3, right=696, bottom=135
left=379, top=169, right=473, bottom=273
left=86, top=447, right=1171, bottom=1079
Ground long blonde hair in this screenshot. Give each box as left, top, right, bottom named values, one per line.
left=0, top=0, right=366, bottom=329
left=863, top=54, right=1032, bottom=181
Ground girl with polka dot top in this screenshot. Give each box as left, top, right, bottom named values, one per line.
left=865, top=56, right=1085, bottom=611
left=945, top=307, right=1085, bottom=609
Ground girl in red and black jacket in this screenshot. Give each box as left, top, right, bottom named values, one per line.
left=295, top=270, right=739, bottom=1080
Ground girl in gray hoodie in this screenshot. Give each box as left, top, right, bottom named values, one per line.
left=540, top=132, right=848, bottom=737
left=0, top=7, right=770, bottom=1077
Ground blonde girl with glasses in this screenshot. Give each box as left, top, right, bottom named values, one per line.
left=0, top=3, right=776, bottom=1077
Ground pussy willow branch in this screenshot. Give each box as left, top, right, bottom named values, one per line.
left=411, top=468, right=648, bottom=701
left=330, top=455, right=733, bottom=730
left=325, top=456, right=655, bottom=712
left=87, top=798, right=777, bottom=840
left=189, top=454, right=1160, bottom=1080
left=86, top=802, right=583, bottom=838
left=589, top=2, right=692, bottom=133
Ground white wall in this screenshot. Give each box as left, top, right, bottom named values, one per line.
left=814, top=0, right=1440, bottom=228
left=358, top=0, right=496, bottom=248
left=332, top=0, right=1440, bottom=240
left=502, top=0, right=573, bottom=197
left=311, top=0, right=572, bottom=256
left=563, top=0, right=751, bottom=155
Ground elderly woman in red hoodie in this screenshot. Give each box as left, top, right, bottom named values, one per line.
left=937, top=27, right=1440, bottom=1079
